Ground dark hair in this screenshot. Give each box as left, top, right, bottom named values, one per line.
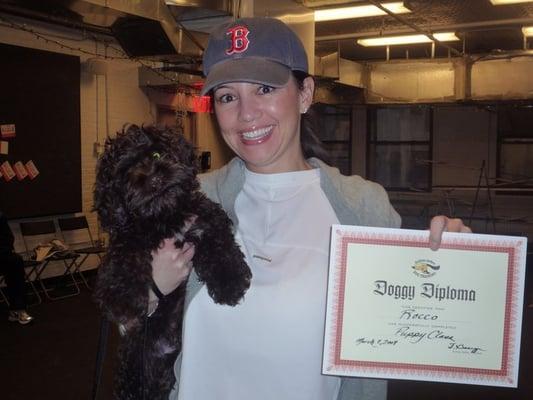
left=292, top=71, right=331, bottom=165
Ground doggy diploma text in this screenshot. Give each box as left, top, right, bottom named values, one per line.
left=322, top=225, right=527, bottom=388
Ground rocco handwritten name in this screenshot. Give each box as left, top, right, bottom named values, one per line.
left=374, top=280, right=476, bottom=302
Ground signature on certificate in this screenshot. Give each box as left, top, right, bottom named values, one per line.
left=354, top=307, right=485, bottom=355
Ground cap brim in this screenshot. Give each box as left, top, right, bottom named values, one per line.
left=201, top=58, right=291, bottom=96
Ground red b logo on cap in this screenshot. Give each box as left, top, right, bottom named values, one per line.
left=226, top=25, right=250, bottom=55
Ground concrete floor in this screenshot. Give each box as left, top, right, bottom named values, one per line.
left=1, top=274, right=531, bottom=400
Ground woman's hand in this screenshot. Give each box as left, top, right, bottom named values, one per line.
left=151, top=238, right=195, bottom=297
left=120, top=239, right=194, bottom=332
left=429, top=216, right=472, bottom=251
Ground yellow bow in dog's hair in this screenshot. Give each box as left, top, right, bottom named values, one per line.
left=152, top=152, right=161, bottom=159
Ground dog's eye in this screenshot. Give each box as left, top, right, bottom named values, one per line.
left=152, top=152, right=161, bottom=159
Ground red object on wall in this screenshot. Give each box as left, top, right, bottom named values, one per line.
left=0, top=124, right=16, bottom=139
left=0, top=161, right=15, bottom=181
left=13, top=161, right=28, bottom=180
left=192, top=95, right=212, bottom=113
left=25, top=160, right=39, bottom=179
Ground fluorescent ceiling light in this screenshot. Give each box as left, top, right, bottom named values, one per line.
left=357, top=32, right=460, bottom=47
left=490, top=0, right=533, bottom=5
left=315, top=2, right=411, bottom=22
left=522, top=26, right=533, bottom=36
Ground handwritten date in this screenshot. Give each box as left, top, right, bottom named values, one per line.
left=355, top=338, right=399, bottom=347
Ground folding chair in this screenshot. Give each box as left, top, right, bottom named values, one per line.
left=19, top=220, right=80, bottom=301
left=22, top=258, right=44, bottom=305
left=58, top=215, right=106, bottom=289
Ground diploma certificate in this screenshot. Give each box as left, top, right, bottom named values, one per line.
left=323, top=225, right=527, bottom=387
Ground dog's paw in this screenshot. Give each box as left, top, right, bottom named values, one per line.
left=201, top=257, right=252, bottom=306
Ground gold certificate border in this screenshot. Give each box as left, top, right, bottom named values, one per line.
left=323, top=227, right=527, bottom=387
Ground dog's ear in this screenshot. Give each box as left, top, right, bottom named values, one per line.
left=155, top=125, right=199, bottom=175
left=93, top=134, right=129, bottom=233
left=174, top=132, right=199, bottom=175
left=93, top=136, right=116, bottom=231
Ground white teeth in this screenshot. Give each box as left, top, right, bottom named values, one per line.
left=241, top=126, right=272, bottom=140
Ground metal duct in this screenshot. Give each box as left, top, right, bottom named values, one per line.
left=139, top=0, right=315, bottom=88
left=48, top=0, right=228, bottom=61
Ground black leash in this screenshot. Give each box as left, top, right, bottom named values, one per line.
left=150, top=279, right=165, bottom=301
left=92, top=316, right=111, bottom=400
left=91, top=280, right=166, bottom=400
left=141, top=280, right=165, bottom=400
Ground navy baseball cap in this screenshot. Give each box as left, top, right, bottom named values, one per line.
left=201, top=17, right=309, bottom=95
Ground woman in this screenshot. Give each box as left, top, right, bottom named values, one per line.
left=0, top=210, right=34, bottom=325
left=151, top=17, right=470, bottom=400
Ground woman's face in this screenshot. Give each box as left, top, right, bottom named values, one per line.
left=213, top=75, right=314, bottom=174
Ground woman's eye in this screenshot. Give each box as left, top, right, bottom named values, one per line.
left=258, top=85, right=275, bottom=95
left=216, top=93, right=236, bottom=104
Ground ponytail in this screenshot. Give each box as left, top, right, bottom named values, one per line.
left=292, top=71, right=332, bottom=165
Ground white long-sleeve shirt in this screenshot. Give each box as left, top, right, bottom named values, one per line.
left=178, top=167, right=340, bottom=400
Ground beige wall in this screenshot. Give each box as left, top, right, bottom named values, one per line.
left=144, top=88, right=234, bottom=171
left=1, top=16, right=154, bottom=274
left=196, top=113, right=234, bottom=171
left=1, top=15, right=234, bottom=275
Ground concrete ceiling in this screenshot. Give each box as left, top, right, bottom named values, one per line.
left=313, top=0, right=533, bottom=61
left=1, top=0, right=533, bottom=63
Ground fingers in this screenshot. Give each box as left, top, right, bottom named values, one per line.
left=448, top=219, right=472, bottom=234
left=174, top=242, right=195, bottom=276
left=178, top=242, right=195, bottom=263
left=429, top=216, right=447, bottom=251
left=154, top=238, right=194, bottom=258
left=181, top=215, right=198, bottom=234
left=157, top=237, right=178, bottom=251
left=429, top=216, right=472, bottom=251
left=151, top=238, right=196, bottom=295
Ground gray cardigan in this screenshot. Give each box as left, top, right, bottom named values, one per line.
left=170, top=157, right=401, bottom=400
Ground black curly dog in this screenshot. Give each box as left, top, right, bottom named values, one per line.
left=93, top=124, right=251, bottom=400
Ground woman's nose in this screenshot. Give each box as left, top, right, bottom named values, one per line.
left=237, top=96, right=261, bottom=122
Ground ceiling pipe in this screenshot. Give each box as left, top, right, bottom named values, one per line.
left=0, top=3, right=113, bottom=37
left=316, top=17, right=533, bottom=41
left=301, top=0, right=368, bottom=7
left=365, top=0, right=463, bottom=57
left=174, top=19, right=205, bottom=52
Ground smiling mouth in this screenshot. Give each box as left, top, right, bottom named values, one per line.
left=241, top=126, right=273, bottom=143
